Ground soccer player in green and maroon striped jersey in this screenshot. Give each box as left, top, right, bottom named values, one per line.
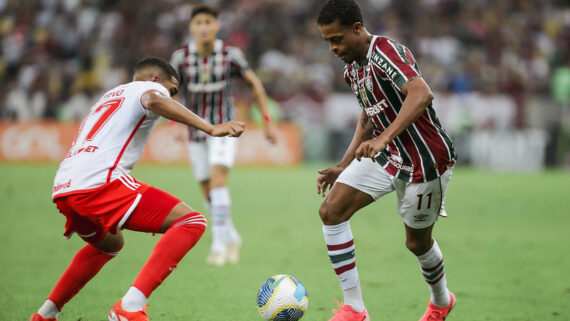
left=316, top=1, right=457, bottom=321
left=170, top=4, right=277, bottom=267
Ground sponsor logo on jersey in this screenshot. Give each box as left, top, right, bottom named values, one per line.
left=53, top=179, right=72, bottom=193
left=65, top=145, right=99, bottom=158
left=370, top=51, right=398, bottom=80
left=187, top=81, right=226, bottom=93
left=386, top=153, right=414, bottom=173
left=364, top=98, right=389, bottom=117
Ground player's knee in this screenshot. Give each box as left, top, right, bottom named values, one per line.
left=89, top=239, right=123, bottom=257
left=405, top=238, right=430, bottom=256
left=173, top=212, right=208, bottom=236
left=319, top=203, right=342, bottom=225
left=405, top=238, right=419, bottom=254
left=193, top=213, right=207, bottom=236
left=99, top=242, right=124, bottom=257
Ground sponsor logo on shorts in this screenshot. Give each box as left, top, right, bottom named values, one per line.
left=413, top=213, right=430, bottom=222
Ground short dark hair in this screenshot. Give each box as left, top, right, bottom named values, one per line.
left=135, top=58, right=179, bottom=82
left=191, top=4, right=219, bottom=20
left=317, top=0, right=363, bottom=26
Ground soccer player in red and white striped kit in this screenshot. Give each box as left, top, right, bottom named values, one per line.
left=316, top=1, right=457, bottom=321
left=29, top=58, right=244, bottom=321
left=170, top=4, right=277, bottom=266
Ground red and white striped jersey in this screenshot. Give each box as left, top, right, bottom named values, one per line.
left=170, top=39, right=250, bottom=142
left=344, top=36, right=456, bottom=183
left=52, top=81, right=170, bottom=199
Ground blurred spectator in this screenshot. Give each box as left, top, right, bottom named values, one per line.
left=0, top=0, right=569, bottom=141
left=551, top=54, right=570, bottom=105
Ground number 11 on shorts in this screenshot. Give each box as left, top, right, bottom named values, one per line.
left=417, top=193, right=432, bottom=210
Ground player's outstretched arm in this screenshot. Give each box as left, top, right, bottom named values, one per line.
left=317, top=111, right=373, bottom=197
left=209, top=121, right=245, bottom=137
left=243, top=69, right=278, bottom=144
left=340, top=110, right=374, bottom=167
left=141, top=89, right=245, bottom=137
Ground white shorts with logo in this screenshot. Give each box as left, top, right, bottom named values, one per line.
left=188, top=136, right=238, bottom=182
left=336, top=158, right=453, bottom=229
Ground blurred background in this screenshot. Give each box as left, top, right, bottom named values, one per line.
left=1, top=0, right=569, bottom=170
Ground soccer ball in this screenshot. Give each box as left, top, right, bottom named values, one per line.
left=256, top=274, right=309, bottom=321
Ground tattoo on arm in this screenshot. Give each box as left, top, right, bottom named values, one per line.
left=360, top=116, right=373, bottom=140
left=359, top=116, right=367, bottom=129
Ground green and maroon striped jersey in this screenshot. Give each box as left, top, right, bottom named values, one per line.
left=343, top=36, right=456, bottom=183
left=171, top=39, right=250, bottom=142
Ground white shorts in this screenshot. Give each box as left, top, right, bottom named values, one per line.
left=336, top=158, right=453, bottom=229
left=188, top=136, right=238, bottom=182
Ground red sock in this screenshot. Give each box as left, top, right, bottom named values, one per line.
left=47, top=243, right=120, bottom=309
left=132, top=212, right=207, bottom=297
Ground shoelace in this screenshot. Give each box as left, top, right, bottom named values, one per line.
left=332, top=297, right=344, bottom=314
left=426, top=309, right=444, bottom=321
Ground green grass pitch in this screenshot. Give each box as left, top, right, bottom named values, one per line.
left=0, top=163, right=569, bottom=321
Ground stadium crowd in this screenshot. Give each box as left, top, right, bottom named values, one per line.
left=1, top=0, right=569, bottom=129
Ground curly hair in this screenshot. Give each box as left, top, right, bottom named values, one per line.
left=135, top=58, right=179, bottom=82
left=317, top=0, right=363, bottom=26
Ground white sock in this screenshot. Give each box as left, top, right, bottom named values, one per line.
left=323, top=222, right=365, bottom=313
left=203, top=199, right=211, bottom=214
left=210, top=187, right=231, bottom=253
left=343, top=286, right=365, bottom=312
left=416, top=239, right=450, bottom=307
left=37, top=300, right=59, bottom=319
left=121, top=286, right=148, bottom=312
left=226, top=215, right=241, bottom=245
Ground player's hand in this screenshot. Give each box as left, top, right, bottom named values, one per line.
left=355, top=137, right=388, bottom=162
left=263, top=123, right=278, bottom=144
left=211, top=121, right=246, bottom=137
left=317, top=166, right=343, bottom=198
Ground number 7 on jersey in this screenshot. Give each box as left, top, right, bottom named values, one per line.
left=85, top=98, right=125, bottom=141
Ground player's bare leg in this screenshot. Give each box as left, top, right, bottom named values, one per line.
left=31, top=230, right=124, bottom=321
left=405, top=224, right=455, bottom=320
left=111, top=202, right=207, bottom=320
left=198, top=180, right=211, bottom=202
left=404, top=223, right=434, bottom=256
left=319, top=182, right=372, bottom=320
left=198, top=178, right=213, bottom=222
left=206, top=165, right=241, bottom=265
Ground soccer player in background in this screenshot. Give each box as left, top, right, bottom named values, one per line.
left=29, top=58, right=244, bottom=321
left=315, top=1, right=457, bottom=320
left=170, top=4, right=277, bottom=266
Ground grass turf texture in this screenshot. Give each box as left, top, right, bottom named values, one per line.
left=0, top=163, right=568, bottom=321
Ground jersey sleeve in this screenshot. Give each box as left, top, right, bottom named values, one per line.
left=139, top=82, right=171, bottom=118
left=369, top=38, right=421, bottom=90
left=227, top=47, right=250, bottom=78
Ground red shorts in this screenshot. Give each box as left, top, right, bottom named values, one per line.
left=54, top=178, right=181, bottom=243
